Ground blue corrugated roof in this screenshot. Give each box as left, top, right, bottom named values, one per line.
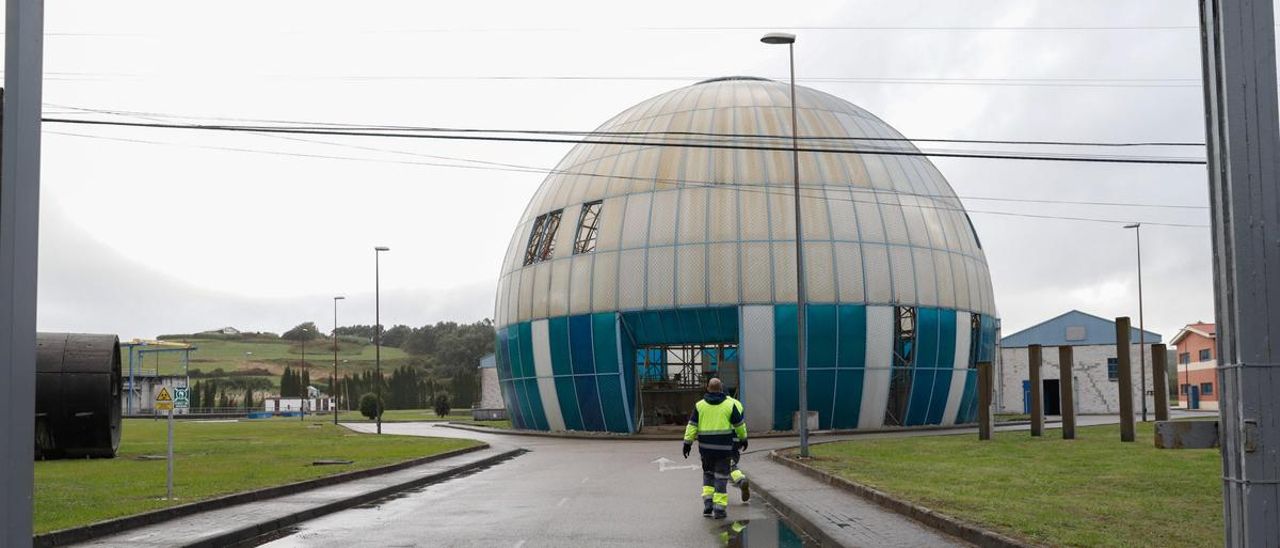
left=478, top=353, right=496, bottom=369
left=1001, top=310, right=1161, bottom=348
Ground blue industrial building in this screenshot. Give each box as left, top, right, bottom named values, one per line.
left=494, top=77, right=999, bottom=434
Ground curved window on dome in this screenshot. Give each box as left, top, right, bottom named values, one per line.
left=573, top=201, right=603, bottom=255
left=523, top=209, right=563, bottom=266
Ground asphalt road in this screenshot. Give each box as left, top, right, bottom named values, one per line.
left=256, top=413, right=1160, bottom=547
left=257, top=423, right=809, bottom=548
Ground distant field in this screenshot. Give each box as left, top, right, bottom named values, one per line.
left=124, top=337, right=409, bottom=385
left=34, top=419, right=479, bottom=534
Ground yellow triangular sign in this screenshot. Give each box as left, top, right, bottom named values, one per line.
left=155, top=387, right=173, bottom=402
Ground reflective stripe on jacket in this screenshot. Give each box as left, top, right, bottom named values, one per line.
left=683, top=392, right=747, bottom=453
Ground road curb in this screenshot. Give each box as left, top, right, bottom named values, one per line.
left=34, top=443, right=496, bottom=547
left=766, top=450, right=1035, bottom=548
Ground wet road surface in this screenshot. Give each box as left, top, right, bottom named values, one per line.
left=256, top=423, right=812, bottom=547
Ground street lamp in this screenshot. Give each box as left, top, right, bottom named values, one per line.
left=762, top=31, right=810, bottom=458
left=1124, top=223, right=1148, bottom=422
left=300, top=325, right=309, bottom=422
left=374, top=246, right=390, bottom=434
left=333, top=296, right=345, bottom=426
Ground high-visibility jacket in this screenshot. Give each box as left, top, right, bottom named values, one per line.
left=683, top=391, right=747, bottom=454
left=727, top=396, right=745, bottom=443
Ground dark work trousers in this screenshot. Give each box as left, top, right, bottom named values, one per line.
left=700, top=452, right=732, bottom=511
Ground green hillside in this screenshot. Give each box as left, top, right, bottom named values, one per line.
left=124, top=336, right=409, bottom=391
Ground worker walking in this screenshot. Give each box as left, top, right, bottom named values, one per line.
left=682, top=378, right=747, bottom=519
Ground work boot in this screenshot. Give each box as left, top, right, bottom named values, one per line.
left=713, top=509, right=727, bottom=520
left=739, top=478, right=751, bottom=503
left=703, top=500, right=713, bottom=517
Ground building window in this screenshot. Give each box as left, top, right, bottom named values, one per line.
left=522, top=209, right=564, bottom=266
left=1181, top=383, right=1190, bottom=395
left=1107, top=358, right=1119, bottom=381
left=573, top=201, right=603, bottom=255
left=1198, top=348, right=1212, bottom=362
left=1200, top=382, right=1214, bottom=396
left=1179, top=352, right=1191, bottom=365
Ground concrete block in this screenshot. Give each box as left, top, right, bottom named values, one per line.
left=1154, top=420, right=1220, bottom=449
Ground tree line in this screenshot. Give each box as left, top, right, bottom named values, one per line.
left=292, top=319, right=494, bottom=409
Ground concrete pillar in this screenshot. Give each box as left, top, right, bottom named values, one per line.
left=1116, top=317, right=1135, bottom=442
left=1058, top=345, right=1076, bottom=440
left=1028, top=344, right=1043, bottom=437
left=977, top=361, right=992, bottom=441
left=1152, top=343, right=1169, bottom=422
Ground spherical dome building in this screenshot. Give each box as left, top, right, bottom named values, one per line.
left=493, top=77, right=997, bottom=434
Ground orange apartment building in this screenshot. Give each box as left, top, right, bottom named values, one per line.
left=1170, top=322, right=1218, bottom=410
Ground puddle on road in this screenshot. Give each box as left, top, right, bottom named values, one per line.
left=714, top=517, right=812, bottom=547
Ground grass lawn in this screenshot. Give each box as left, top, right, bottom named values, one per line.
left=35, top=419, right=480, bottom=534
left=322, top=409, right=476, bottom=423
left=995, top=413, right=1030, bottom=422
left=798, top=423, right=1221, bottom=547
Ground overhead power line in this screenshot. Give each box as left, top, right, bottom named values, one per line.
left=41, top=117, right=1208, bottom=166
left=46, top=129, right=1210, bottom=229
left=23, top=72, right=1203, bottom=89
left=45, top=105, right=1207, bottom=148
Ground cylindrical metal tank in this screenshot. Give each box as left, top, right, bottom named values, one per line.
left=35, top=333, right=122, bottom=459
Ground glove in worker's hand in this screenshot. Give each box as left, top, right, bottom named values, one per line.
left=682, top=443, right=691, bottom=459
left=739, top=439, right=748, bottom=452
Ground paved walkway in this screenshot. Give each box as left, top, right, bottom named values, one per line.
left=257, top=423, right=986, bottom=547
left=743, top=451, right=965, bottom=547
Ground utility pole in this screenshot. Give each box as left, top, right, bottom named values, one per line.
left=1200, top=0, right=1280, bottom=544
left=1, top=0, right=43, bottom=542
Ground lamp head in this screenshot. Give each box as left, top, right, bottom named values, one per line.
left=761, top=32, right=796, bottom=45
left=334, top=296, right=346, bottom=301
left=374, top=246, right=390, bottom=252
left=1123, top=224, right=1140, bottom=229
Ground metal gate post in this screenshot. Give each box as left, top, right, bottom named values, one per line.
left=0, top=0, right=44, bottom=542
left=1200, top=0, right=1280, bottom=543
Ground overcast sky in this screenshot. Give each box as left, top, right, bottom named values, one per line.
left=19, top=0, right=1221, bottom=341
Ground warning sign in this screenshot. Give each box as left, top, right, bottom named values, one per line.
left=155, top=387, right=174, bottom=411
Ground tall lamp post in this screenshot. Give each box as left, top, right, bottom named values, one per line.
left=333, top=296, right=345, bottom=426
left=374, top=246, right=390, bottom=434
left=300, top=325, right=309, bottom=422
left=1124, top=223, right=1148, bottom=422
left=762, top=31, right=809, bottom=458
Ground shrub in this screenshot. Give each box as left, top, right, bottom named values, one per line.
left=359, top=393, right=383, bottom=420
left=433, top=392, right=452, bottom=418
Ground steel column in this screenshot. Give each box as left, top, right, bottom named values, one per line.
left=0, top=0, right=43, bottom=542
left=1199, top=0, right=1280, bottom=544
